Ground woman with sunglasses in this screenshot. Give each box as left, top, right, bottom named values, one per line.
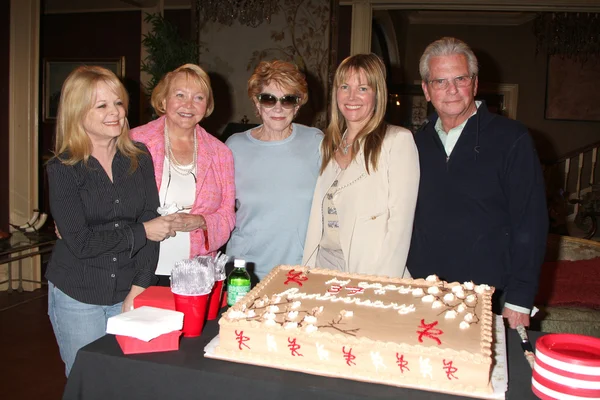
left=302, top=54, right=419, bottom=278
left=130, top=64, right=235, bottom=285
left=225, top=60, right=323, bottom=281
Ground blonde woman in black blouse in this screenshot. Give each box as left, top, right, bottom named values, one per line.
left=45, top=66, right=180, bottom=376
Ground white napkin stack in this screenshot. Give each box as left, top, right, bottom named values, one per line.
left=106, top=306, right=184, bottom=342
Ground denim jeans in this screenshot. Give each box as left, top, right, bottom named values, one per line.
left=47, top=282, right=123, bottom=377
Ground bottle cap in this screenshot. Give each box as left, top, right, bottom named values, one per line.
left=234, top=259, right=246, bottom=268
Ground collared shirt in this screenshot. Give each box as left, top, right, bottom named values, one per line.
left=45, top=144, right=159, bottom=306
left=434, top=101, right=481, bottom=157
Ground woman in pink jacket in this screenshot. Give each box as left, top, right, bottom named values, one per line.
left=131, top=64, right=235, bottom=285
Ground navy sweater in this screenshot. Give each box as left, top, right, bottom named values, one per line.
left=407, top=105, right=548, bottom=309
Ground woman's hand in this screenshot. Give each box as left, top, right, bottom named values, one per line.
left=143, top=215, right=179, bottom=241
left=171, top=213, right=207, bottom=232
left=122, top=285, right=146, bottom=313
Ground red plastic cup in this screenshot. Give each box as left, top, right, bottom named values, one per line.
left=207, top=280, right=224, bottom=320
left=172, top=292, right=209, bottom=337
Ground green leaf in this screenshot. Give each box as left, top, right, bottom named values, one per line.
left=140, top=13, right=201, bottom=94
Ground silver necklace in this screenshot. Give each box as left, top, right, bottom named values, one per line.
left=164, top=121, right=197, bottom=177
left=339, top=131, right=353, bottom=155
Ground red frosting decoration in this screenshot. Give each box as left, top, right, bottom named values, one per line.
left=416, top=319, right=444, bottom=345
left=443, top=359, right=459, bottom=380
left=284, top=269, right=309, bottom=286
left=342, top=346, right=356, bottom=366
left=235, top=330, right=251, bottom=350
left=345, top=286, right=365, bottom=296
left=287, top=337, right=303, bottom=357
left=396, top=353, right=410, bottom=373
left=328, top=285, right=343, bottom=294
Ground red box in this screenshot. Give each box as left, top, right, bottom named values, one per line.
left=115, top=330, right=182, bottom=355
left=134, top=286, right=176, bottom=310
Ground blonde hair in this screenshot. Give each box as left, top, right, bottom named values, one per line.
left=247, top=60, right=308, bottom=106
left=151, top=63, right=214, bottom=118
left=54, top=65, right=142, bottom=170
left=321, top=53, right=388, bottom=174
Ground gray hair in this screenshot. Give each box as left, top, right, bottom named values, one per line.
left=419, top=37, right=479, bottom=81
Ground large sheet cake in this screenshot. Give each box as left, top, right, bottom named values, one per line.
left=214, top=265, right=495, bottom=396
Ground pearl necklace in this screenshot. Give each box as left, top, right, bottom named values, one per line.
left=339, top=130, right=353, bottom=155
left=164, top=121, right=197, bottom=177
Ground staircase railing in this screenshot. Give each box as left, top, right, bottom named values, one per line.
left=544, top=142, right=600, bottom=218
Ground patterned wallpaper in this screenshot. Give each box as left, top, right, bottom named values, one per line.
left=198, top=0, right=333, bottom=135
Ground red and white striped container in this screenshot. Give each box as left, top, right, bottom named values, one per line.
left=532, top=333, right=600, bottom=400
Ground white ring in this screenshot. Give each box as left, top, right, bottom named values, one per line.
left=537, top=349, right=600, bottom=376
left=532, top=378, right=599, bottom=400
left=536, top=362, right=600, bottom=389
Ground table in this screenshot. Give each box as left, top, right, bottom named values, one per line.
left=0, top=231, right=56, bottom=292
left=63, top=316, right=542, bottom=400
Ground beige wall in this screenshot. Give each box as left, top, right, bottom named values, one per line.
left=3, top=0, right=41, bottom=291
left=399, top=18, right=599, bottom=161
left=198, top=0, right=332, bottom=135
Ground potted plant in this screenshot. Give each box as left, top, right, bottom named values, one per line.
left=141, top=13, right=202, bottom=113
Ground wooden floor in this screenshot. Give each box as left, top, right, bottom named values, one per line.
left=0, top=285, right=67, bottom=400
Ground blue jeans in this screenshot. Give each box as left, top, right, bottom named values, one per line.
left=47, top=282, right=122, bottom=377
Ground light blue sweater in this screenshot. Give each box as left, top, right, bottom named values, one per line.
left=225, top=123, right=323, bottom=280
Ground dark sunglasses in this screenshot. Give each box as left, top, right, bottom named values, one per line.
left=256, top=93, right=300, bottom=109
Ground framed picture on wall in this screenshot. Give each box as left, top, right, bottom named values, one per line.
left=43, top=57, right=126, bottom=122
left=387, top=84, right=433, bottom=134
left=545, top=54, right=600, bottom=121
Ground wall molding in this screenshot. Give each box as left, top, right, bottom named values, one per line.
left=342, top=0, right=600, bottom=12
left=406, top=11, right=536, bottom=26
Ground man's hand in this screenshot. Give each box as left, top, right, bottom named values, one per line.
left=502, top=307, right=530, bottom=329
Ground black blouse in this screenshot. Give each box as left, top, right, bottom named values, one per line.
left=45, top=144, right=160, bottom=305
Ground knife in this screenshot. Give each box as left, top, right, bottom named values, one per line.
left=516, top=324, right=536, bottom=369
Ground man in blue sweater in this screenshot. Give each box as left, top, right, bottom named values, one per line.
left=407, top=37, right=548, bottom=329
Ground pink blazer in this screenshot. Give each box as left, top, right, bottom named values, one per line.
left=130, top=116, right=235, bottom=257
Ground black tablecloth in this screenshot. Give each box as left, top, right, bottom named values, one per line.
left=63, top=315, right=542, bottom=400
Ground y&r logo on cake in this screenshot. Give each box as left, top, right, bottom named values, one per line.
left=416, top=319, right=444, bottom=345
left=443, top=359, right=459, bottom=380
left=235, top=330, right=250, bottom=350
left=396, top=353, right=410, bottom=373
left=287, top=337, right=303, bottom=356
left=284, top=270, right=308, bottom=286
left=342, top=346, right=356, bottom=366
left=370, top=351, right=387, bottom=372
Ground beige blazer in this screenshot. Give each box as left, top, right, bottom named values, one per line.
left=302, top=125, right=419, bottom=278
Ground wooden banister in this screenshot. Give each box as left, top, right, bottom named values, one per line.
left=545, top=141, right=600, bottom=165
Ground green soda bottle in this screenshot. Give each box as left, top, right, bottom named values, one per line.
left=227, top=259, right=251, bottom=306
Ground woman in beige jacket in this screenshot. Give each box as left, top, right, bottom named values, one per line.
left=302, top=54, right=419, bottom=278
